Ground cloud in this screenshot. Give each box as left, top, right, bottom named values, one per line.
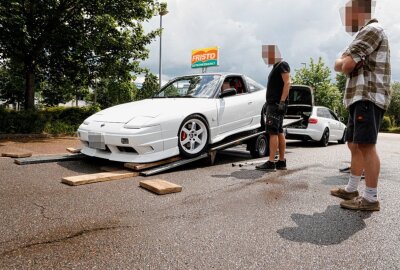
left=140, top=0, right=399, bottom=85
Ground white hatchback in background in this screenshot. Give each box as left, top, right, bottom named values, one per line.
left=284, top=85, right=347, bottom=147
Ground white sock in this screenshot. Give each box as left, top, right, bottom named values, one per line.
left=363, top=187, right=378, bottom=202
left=345, top=174, right=361, bottom=192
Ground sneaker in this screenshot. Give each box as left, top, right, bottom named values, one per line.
left=255, top=161, right=276, bottom=171
left=340, top=196, right=380, bottom=211
left=276, top=159, right=287, bottom=170
left=330, top=187, right=359, bottom=200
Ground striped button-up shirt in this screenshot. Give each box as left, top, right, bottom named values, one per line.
left=343, top=19, right=391, bottom=110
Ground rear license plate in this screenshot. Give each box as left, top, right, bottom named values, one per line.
left=88, top=132, right=105, bottom=150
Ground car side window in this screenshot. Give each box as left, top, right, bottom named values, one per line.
left=246, top=76, right=264, bottom=93
left=329, top=110, right=339, bottom=121
left=317, top=108, right=325, bottom=118
left=230, top=77, right=246, bottom=94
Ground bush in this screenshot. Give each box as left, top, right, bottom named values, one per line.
left=0, top=106, right=100, bottom=135
left=380, top=116, right=392, bottom=131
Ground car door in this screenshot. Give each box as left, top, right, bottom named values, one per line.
left=327, top=109, right=343, bottom=139
left=217, top=77, right=253, bottom=135
left=320, top=108, right=339, bottom=139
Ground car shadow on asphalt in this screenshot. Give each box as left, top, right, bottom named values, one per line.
left=57, top=157, right=126, bottom=174
left=277, top=205, right=372, bottom=246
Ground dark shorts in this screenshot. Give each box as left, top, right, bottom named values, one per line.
left=346, top=100, right=385, bottom=144
left=265, top=104, right=284, bottom=134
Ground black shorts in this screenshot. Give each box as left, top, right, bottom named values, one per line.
left=346, top=100, right=385, bottom=144
left=265, top=104, right=284, bottom=134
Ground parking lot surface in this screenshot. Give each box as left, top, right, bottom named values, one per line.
left=0, top=134, right=399, bottom=269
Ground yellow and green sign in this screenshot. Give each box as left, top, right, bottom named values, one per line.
left=191, top=46, right=219, bottom=68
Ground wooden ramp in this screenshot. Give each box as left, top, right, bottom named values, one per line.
left=139, top=179, right=182, bottom=195
left=124, top=156, right=182, bottom=171
left=14, top=153, right=86, bottom=165
left=62, top=170, right=138, bottom=186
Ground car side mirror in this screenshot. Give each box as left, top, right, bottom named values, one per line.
left=220, top=88, right=237, bottom=98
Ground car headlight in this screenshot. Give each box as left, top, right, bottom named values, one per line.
left=83, top=120, right=90, bottom=125
left=123, top=116, right=156, bottom=129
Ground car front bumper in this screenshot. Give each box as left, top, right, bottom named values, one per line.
left=77, top=123, right=179, bottom=163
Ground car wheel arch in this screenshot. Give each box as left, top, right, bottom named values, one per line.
left=319, top=127, right=330, bottom=147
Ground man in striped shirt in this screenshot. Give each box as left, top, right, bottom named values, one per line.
left=331, top=0, right=391, bottom=211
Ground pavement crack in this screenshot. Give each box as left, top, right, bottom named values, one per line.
left=0, top=225, right=133, bottom=257
left=32, top=202, right=61, bottom=221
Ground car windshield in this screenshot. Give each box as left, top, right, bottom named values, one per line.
left=155, top=75, right=221, bottom=98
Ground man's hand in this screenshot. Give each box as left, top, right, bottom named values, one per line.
left=334, top=55, right=357, bottom=75
left=277, top=101, right=286, bottom=113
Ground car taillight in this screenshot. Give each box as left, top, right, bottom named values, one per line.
left=309, top=118, right=318, bottom=124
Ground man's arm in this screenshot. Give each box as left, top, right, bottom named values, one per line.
left=334, top=55, right=357, bottom=75
left=280, top=72, right=291, bottom=101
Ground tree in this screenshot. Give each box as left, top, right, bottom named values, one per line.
left=334, top=72, right=348, bottom=122
left=387, top=82, right=400, bottom=126
left=92, top=79, right=137, bottom=109
left=136, top=73, right=159, bottom=100
left=335, top=73, right=347, bottom=93
left=0, top=60, right=25, bottom=108
left=0, top=1, right=162, bottom=109
left=293, top=57, right=342, bottom=112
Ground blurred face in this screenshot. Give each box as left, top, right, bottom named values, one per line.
left=262, top=45, right=282, bottom=66
left=340, top=0, right=373, bottom=34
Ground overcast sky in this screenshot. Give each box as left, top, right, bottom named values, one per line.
left=139, top=0, right=399, bottom=86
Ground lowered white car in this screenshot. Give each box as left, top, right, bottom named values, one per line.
left=284, top=85, right=347, bottom=146
left=77, top=73, right=267, bottom=163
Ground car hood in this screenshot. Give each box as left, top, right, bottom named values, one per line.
left=86, top=98, right=214, bottom=124
left=289, top=85, right=314, bottom=106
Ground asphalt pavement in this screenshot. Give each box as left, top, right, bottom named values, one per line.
left=0, top=133, right=399, bottom=269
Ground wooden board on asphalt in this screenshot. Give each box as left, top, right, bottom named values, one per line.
left=124, top=156, right=182, bottom=171
left=1, top=152, right=33, bottom=158
left=62, top=170, right=139, bottom=186
left=14, top=153, right=86, bottom=165
left=139, top=179, right=182, bottom=195
left=66, top=147, right=81, bottom=153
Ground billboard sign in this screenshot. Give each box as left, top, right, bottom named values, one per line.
left=191, top=46, right=219, bottom=68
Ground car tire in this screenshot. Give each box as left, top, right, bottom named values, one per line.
left=319, top=128, right=329, bottom=147
left=249, top=134, right=269, bottom=158
left=338, top=128, right=347, bottom=144
left=178, top=114, right=209, bottom=158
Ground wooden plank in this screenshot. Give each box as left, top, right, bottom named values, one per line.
left=62, top=170, right=139, bottom=186
left=139, top=179, right=182, bottom=195
left=66, top=147, right=81, bottom=153
left=1, top=152, right=33, bottom=158
left=14, top=153, right=86, bottom=165
left=99, top=166, right=123, bottom=172
left=124, top=156, right=182, bottom=171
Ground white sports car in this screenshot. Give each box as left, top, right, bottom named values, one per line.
left=77, top=73, right=267, bottom=163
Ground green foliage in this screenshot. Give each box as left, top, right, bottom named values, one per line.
left=335, top=73, right=347, bottom=93
left=0, top=0, right=163, bottom=109
left=0, top=60, right=25, bottom=106
left=293, top=57, right=343, bottom=112
left=0, top=106, right=100, bottom=135
left=136, top=73, right=159, bottom=100
left=387, top=82, right=400, bottom=126
left=380, top=116, right=392, bottom=131
left=94, top=79, right=137, bottom=109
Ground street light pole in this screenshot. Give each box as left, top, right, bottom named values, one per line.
left=159, top=6, right=168, bottom=91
